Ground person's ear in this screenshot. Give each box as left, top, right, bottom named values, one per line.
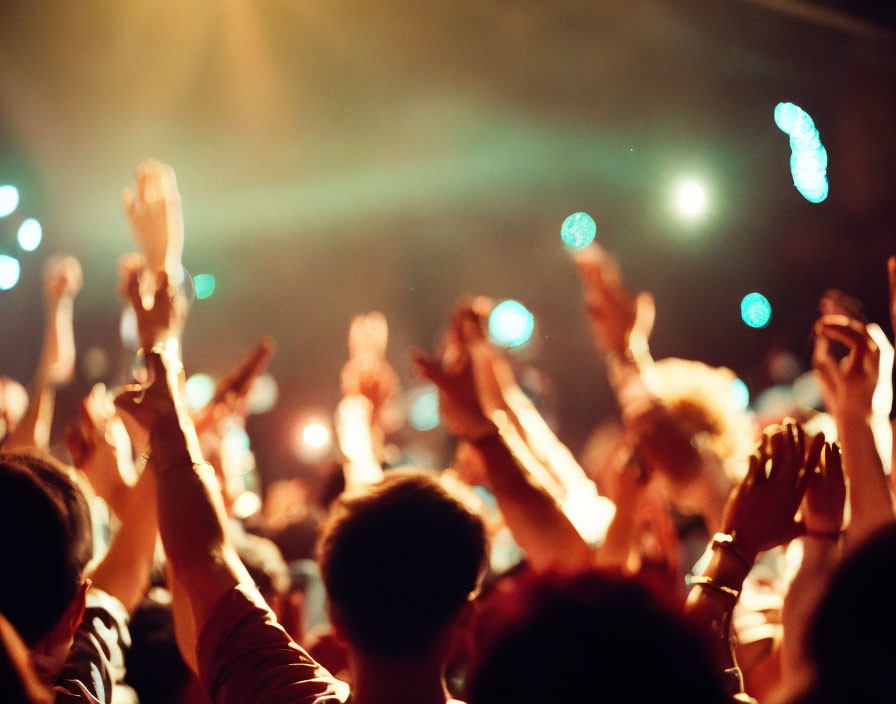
left=64, top=579, right=90, bottom=641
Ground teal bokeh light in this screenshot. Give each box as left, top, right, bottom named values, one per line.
left=193, top=274, right=216, bottom=300
left=561, top=212, right=596, bottom=249
left=17, top=218, right=42, bottom=251
left=488, top=299, right=535, bottom=348
left=775, top=102, right=828, bottom=203
left=0, top=255, right=21, bottom=290
left=741, top=293, right=771, bottom=329
left=0, top=186, right=19, bottom=218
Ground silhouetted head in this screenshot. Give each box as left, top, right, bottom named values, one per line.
left=317, top=470, right=487, bottom=659
left=802, top=524, right=896, bottom=702
left=467, top=570, right=728, bottom=704
left=0, top=453, right=92, bottom=647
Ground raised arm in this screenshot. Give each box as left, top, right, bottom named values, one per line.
left=5, top=256, right=81, bottom=451
left=114, top=276, right=347, bottom=704
left=686, top=422, right=812, bottom=701
left=780, top=441, right=844, bottom=690
left=813, top=314, right=895, bottom=549
left=336, top=312, right=397, bottom=487
left=115, top=271, right=246, bottom=626
left=414, top=302, right=592, bottom=573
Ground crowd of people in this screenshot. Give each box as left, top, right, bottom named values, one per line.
left=1, top=159, right=895, bottom=703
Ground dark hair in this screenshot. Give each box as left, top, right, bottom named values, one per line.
left=124, top=596, right=191, bottom=704
left=0, top=453, right=93, bottom=646
left=803, top=524, right=896, bottom=702
left=317, top=470, right=487, bottom=657
left=467, top=570, right=729, bottom=704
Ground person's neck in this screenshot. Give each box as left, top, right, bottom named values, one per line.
left=348, top=648, right=453, bottom=704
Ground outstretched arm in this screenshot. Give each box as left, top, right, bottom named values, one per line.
left=6, top=256, right=82, bottom=451
left=686, top=422, right=812, bottom=701
left=813, top=314, right=895, bottom=549
left=336, top=312, right=397, bottom=487
left=414, top=302, right=592, bottom=573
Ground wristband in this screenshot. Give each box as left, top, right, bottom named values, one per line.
left=711, top=533, right=754, bottom=572
left=689, top=576, right=740, bottom=601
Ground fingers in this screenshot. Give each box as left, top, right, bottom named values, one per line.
left=805, top=431, right=826, bottom=475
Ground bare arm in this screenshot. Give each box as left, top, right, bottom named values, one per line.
left=814, top=315, right=895, bottom=549
left=413, top=302, right=592, bottom=573
left=6, top=256, right=81, bottom=451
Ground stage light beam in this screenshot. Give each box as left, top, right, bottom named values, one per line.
left=302, top=422, right=331, bottom=449
left=674, top=180, right=707, bottom=218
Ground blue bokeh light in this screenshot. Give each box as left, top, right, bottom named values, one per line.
left=741, top=293, right=772, bottom=329
left=0, top=255, right=21, bottom=290
left=193, top=274, right=216, bottom=300
left=0, top=186, right=19, bottom=218
left=561, top=212, right=597, bottom=249
left=488, top=299, right=535, bottom=348
left=17, top=218, right=42, bottom=251
left=775, top=102, right=828, bottom=203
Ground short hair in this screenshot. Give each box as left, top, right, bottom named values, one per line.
left=0, top=453, right=93, bottom=646
left=317, top=470, right=487, bottom=657
left=467, top=571, right=729, bottom=704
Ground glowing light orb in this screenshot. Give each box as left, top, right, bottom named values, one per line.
left=674, top=180, right=707, bottom=217
left=0, top=255, right=21, bottom=290
left=730, top=378, right=750, bottom=411
left=488, top=299, right=535, bottom=348
left=408, top=385, right=440, bottom=431
left=741, top=293, right=772, bottom=329
left=184, top=373, right=216, bottom=409
left=0, top=186, right=19, bottom=218
left=775, top=102, right=828, bottom=203
left=561, top=212, right=596, bottom=249
left=246, top=373, right=278, bottom=415
left=193, top=274, right=216, bottom=300
left=302, top=422, right=331, bottom=448
left=17, top=218, right=42, bottom=251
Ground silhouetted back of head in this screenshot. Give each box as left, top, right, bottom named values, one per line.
left=467, top=571, right=728, bottom=704
left=318, top=470, right=487, bottom=658
left=0, top=453, right=93, bottom=646
left=805, top=524, right=896, bottom=702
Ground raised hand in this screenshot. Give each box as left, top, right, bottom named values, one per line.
left=66, top=384, right=138, bottom=516
left=802, top=441, right=845, bottom=537
left=574, top=243, right=654, bottom=359
left=721, top=422, right=810, bottom=561
left=813, top=314, right=880, bottom=421
left=41, top=255, right=82, bottom=385
left=411, top=299, right=500, bottom=442
left=123, top=266, right=186, bottom=351
left=341, top=312, right=399, bottom=431
left=122, top=159, right=184, bottom=280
